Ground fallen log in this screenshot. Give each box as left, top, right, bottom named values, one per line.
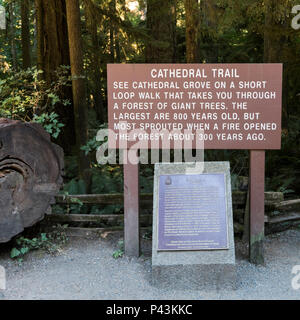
left=0, top=119, right=64, bottom=242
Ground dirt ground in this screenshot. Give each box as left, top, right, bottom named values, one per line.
left=0, top=228, right=300, bottom=300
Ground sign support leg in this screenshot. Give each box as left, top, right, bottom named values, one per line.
left=249, top=150, right=265, bottom=265
left=123, top=153, right=140, bottom=257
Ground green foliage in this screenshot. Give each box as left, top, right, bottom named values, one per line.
left=64, top=156, right=79, bottom=180
left=53, top=154, right=125, bottom=214
left=231, top=174, right=240, bottom=191
left=205, top=150, right=249, bottom=177
left=33, top=112, right=65, bottom=139
left=69, top=196, right=84, bottom=207
left=10, top=226, right=68, bottom=262
left=140, top=165, right=154, bottom=193
left=265, top=122, right=300, bottom=197
left=81, top=136, right=101, bottom=156
left=90, top=165, right=122, bottom=194
left=142, top=230, right=152, bottom=240
left=1, top=0, right=299, bottom=204
left=0, top=66, right=71, bottom=139
left=112, top=239, right=124, bottom=259
left=62, top=179, right=88, bottom=214
left=89, top=165, right=123, bottom=214
left=0, top=67, right=41, bottom=120
left=81, top=123, right=108, bottom=156
left=64, top=178, right=87, bottom=195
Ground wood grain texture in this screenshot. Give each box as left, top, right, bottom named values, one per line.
left=0, top=119, right=64, bottom=242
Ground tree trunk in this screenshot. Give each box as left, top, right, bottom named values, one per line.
left=171, top=0, right=177, bottom=62
left=21, top=0, right=31, bottom=69
left=184, top=0, right=199, bottom=63
left=109, top=0, right=116, bottom=63
left=146, top=0, right=176, bottom=63
left=200, top=0, right=220, bottom=63
left=35, top=0, right=44, bottom=73
left=83, top=0, right=105, bottom=123
left=111, top=0, right=121, bottom=63
left=35, top=0, right=70, bottom=82
left=35, top=0, right=76, bottom=152
left=0, top=119, right=64, bottom=243
left=264, top=0, right=279, bottom=63
left=8, top=2, right=18, bottom=71
left=264, top=0, right=289, bottom=126
left=65, top=0, right=90, bottom=184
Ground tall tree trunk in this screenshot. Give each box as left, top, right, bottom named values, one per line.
left=184, top=0, right=199, bottom=63
left=35, top=0, right=76, bottom=152
left=200, top=0, right=220, bottom=63
left=35, top=0, right=44, bottom=73
left=171, top=0, right=177, bottom=62
left=111, top=0, right=121, bottom=63
left=264, top=0, right=289, bottom=126
left=115, top=32, right=121, bottom=63
left=35, top=0, right=70, bottom=83
left=83, top=0, right=105, bottom=123
left=8, top=2, right=18, bottom=71
left=109, top=29, right=115, bottom=62
left=21, top=0, right=31, bottom=69
left=264, top=0, right=289, bottom=63
left=65, top=0, right=90, bottom=184
left=109, top=0, right=116, bottom=63
left=264, top=0, right=279, bottom=63
left=146, top=0, right=176, bottom=63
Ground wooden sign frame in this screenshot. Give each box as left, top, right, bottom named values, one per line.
left=107, top=64, right=283, bottom=265
left=123, top=151, right=265, bottom=265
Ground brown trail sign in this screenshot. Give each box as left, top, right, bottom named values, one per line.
left=107, top=63, right=282, bottom=264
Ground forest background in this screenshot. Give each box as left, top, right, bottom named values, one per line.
left=0, top=0, right=299, bottom=216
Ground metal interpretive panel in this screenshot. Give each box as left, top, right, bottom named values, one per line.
left=157, top=173, right=228, bottom=251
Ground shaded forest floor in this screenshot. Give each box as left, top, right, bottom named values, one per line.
left=0, top=229, right=300, bottom=300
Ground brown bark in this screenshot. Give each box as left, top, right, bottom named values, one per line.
left=21, top=0, right=31, bottom=69
left=115, top=32, right=121, bottom=63
left=184, top=0, right=199, bottom=63
left=263, top=0, right=289, bottom=63
left=264, top=0, right=289, bottom=125
left=109, top=0, right=117, bottom=63
left=65, top=0, right=90, bottom=183
left=112, top=0, right=121, bottom=63
left=146, top=0, right=176, bottom=63
left=264, top=0, right=279, bottom=63
left=35, top=0, right=70, bottom=83
left=199, top=0, right=220, bottom=63
left=110, top=28, right=115, bottom=63
left=171, top=0, right=177, bottom=62
left=35, top=0, right=76, bottom=152
left=8, top=2, right=18, bottom=71
left=35, top=0, right=44, bottom=72
left=84, top=0, right=105, bottom=123
left=0, top=119, right=64, bottom=243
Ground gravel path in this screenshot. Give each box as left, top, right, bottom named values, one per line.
left=0, top=229, right=300, bottom=300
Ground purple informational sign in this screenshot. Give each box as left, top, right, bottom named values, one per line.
left=157, top=174, right=228, bottom=251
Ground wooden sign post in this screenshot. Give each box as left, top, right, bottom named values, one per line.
left=123, top=156, right=140, bottom=257
left=107, top=64, right=283, bottom=263
left=249, top=150, right=265, bottom=264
